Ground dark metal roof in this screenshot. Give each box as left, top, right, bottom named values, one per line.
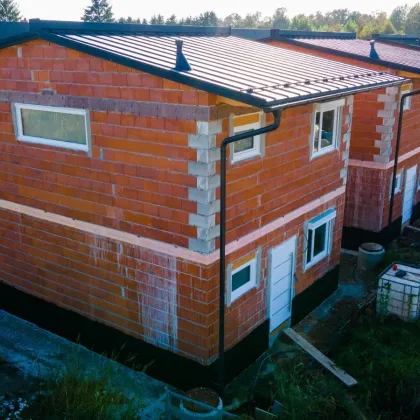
left=0, top=22, right=29, bottom=39
left=0, top=20, right=405, bottom=110
left=373, top=34, right=420, bottom=49
left=275, top=36, right=420, bottom=74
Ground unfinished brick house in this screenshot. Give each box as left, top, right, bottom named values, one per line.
left=0, top=20, right=403, bottom=385
left=258, top=30, right=420, bottom=248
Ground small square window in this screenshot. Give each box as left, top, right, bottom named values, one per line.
left=231, top=113, right=262, bottom=163
left=227, top=250, right=261, bottom=305
left=311, top=100, right=344, bottom=158
left=391, top=171, right=403, bottom=196
left=13, top=103, right=90, bottom=152
left=305, top=209, right=336, bottom=270
left=400, top=84, right=412, bottom=111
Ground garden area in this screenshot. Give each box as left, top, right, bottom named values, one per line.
left=245, top=311, right=420, bottom=419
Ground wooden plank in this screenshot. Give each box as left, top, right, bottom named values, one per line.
left=284, top=328, right=358, bottom=387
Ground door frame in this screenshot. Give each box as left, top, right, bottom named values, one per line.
left=267, top=235, right=297, bottom=333
left=402, top=164, right=417, bottom=224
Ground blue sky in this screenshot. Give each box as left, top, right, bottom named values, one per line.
left=19, top=0, right=415, bottom=22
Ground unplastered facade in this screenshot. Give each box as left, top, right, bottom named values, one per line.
left=0, top=39, right=352, bottom=366
left=267, top=39, right=420, bottom=246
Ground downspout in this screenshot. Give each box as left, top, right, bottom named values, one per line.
left=218, top=110, right=282, bottom=398
left=388, top=89, right=420, bottom=236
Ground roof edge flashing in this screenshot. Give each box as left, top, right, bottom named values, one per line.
left=28, top=19, right=230, bottom=36
left=270, top=28, right=356, bottom=40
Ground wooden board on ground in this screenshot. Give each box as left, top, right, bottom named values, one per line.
left=284, top=327, right=358, bottom=387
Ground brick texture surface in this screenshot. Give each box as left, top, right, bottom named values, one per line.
left=0, top=40, right=350, bottom=363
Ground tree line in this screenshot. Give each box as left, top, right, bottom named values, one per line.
left=3, top=0, right=420, bottom=39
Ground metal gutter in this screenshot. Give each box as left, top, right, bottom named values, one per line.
left=218, top=110, right=281, bottom=398
left=264, top=79, right=406, bottom=112
left=388, top=89, right=420, bottom=234
left=268, top=37, right=420, bottom=76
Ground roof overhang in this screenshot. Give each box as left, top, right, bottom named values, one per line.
left=0, top=19, right=408, bottom=113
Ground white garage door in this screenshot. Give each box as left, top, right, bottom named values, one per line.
left=269, top=236, right=296, bottom=332
left=402, top=165, right=417, bottom=224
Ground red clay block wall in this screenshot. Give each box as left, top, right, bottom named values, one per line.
left=222, top=104, right=351, bottom=244
left=206, top=193, right=345, bottom=358
left=0, top=40, right=220, bottom=248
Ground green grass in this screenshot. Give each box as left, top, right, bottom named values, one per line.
left=270, top=358, right=360, bottom=420
left=22, top=361, right=143, bottom=419
left=335, top=313, right=420, bottom=420
left=261, top=309, right=420, bottom=420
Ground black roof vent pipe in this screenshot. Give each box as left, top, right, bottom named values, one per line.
left=369, top=40, right=380, bottom=59
left=174, top=39, right=191, bottom=71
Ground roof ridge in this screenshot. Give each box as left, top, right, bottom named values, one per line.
left=29, top=19, right=231, bottom=37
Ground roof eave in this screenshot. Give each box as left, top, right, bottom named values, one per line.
left=0, top=32, right=38, bottom=49
left=264, top=78, right=406, bottom=112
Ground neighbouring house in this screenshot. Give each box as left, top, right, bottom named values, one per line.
left=0, top=20, right=403, bottom=386
left=255, top=30, right=420, bottom=249
left=373, top=33, right=420, bottom=48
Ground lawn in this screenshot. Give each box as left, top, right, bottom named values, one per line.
left=256, top=310, right=420, bottom=420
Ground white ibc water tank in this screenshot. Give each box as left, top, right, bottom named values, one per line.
left=357, top=243, right=385, bottom=271
left=377, top=263, right=420, bottom=321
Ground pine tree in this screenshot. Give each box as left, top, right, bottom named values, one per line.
left=0, top=0, right=21, bottom=22
left=82, top=0, right=114, bottom=23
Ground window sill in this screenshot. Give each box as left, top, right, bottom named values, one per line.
left=17, top=136, right=89, bottom=152
left=304, top=251, right=328, bottom=272
left=311, top=146, right=336, bottom=159
left=231, top=151, right=261, bottom=164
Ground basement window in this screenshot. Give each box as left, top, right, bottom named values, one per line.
left=392, top=171, right=403, bottom=195
left=304, top=209, right=336, bottom=271
left=400, top=83, right=412, bottom=111
left=231, top=112, right=262, bottom=163
left=311, top=99, right=344, bottom=158
left=13, top=103, right=90, bottom=152
left=227, top=249, right=261, bottom=305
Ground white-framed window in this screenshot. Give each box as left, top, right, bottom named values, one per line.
left=390, top=171, right=403, bottom=197
left=400, top=83, right=412, bottom=111
left=231, top=112, right=262, bottom=163
left=13, top=103, right=90, bottom=152
left=227, top=248, right=261, bottom=305
left=311, top=99, right=344, bottom=158
left=304, top=208, right=336, bottom=271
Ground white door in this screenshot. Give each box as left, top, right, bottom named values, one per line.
left=268, top=236, right=296, bottom=332
left=402, top=165, right=417, bottom=224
